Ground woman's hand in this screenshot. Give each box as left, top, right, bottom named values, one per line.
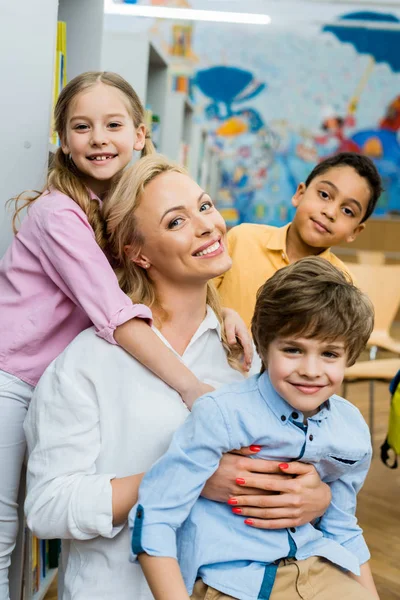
left=202, top=453, right=331, bottom=529
left=221, top=308, right=253, bottom=370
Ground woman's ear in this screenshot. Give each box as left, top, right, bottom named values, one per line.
left=124, top=245, right=151, bottom=269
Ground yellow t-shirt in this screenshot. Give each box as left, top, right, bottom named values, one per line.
left=215, top=222, right=351, bottom=330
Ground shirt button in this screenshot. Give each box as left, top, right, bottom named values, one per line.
left=292, top=411, right=299, bottom=419
left=290, top=527, right=296, bottom=533
left=309, top=434, right=314, bottom=441
left=281, top=415, right=287, bottom=422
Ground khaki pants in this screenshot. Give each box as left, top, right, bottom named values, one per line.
left=191, top=557, right=376, bottom=600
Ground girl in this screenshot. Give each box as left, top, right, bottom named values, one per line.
left=0, top=72, right=250, bottom=600
left=24, top=155, right=331, bottom=599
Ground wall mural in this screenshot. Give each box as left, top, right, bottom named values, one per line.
left=122, top=1, right=400, bottom=226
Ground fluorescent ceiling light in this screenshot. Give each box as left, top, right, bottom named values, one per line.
left=104, top=0, right=271, bottom=25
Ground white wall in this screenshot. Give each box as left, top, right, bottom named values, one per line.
left=0, top=0, right=58, bottom=257
left=58, top=0, right=104, bottom=81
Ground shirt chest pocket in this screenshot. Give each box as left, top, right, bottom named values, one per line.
left=318, top=452, right=367, bottom=480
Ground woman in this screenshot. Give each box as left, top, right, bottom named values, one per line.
left=24, top=155, right=330, bottom=600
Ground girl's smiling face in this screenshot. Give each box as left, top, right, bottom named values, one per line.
left=61, top=82, right=145, bottom=197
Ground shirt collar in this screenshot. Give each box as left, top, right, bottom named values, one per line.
left=257, top=371, right=331, bottom=424
left=265, top=222, right=333, bottom=261
left=265, top=223, right=290, bottom=252
left=193, top=306, right=222, bottom=342
left=88, top=188, right=102, bottom=206
left=152, top=305, right=222, bottom=357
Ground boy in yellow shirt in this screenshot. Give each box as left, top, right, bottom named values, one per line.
left=215, top=152, right=382, bottom=328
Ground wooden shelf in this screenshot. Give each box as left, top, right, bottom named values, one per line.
left=32, top=569, right=57, bottom=600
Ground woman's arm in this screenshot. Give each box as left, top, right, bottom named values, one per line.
left=24, top=366, right=119, bottom=540
left=348, top=563, right=379, bottom=599
left=202, top=454, right=331, bottom=528
left=111, top=473, right=144, bottom=526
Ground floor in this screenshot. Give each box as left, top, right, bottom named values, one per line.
left=45, top=348, right=400, bottom=600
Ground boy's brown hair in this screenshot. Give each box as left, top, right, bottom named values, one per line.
left=251, top=257, right=374, bottom=370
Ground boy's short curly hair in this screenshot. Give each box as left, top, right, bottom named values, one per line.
left=251, top=257, right=374, bottom=369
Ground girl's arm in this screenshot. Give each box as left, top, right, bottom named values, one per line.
left=37, top=203, right=211, bottom=406
left=348, top=562, right=379, bottom=599
left=114, top=319, right=213, bottom=408
left=221, top=307, right=253, bottom=370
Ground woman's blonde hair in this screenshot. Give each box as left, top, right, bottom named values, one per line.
left=10, top=71, right=155, bottom=249
left=104, top=153, right=245, bottom=373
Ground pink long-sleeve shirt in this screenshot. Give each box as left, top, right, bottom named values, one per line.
left=0, top=188, right=152, bottom=386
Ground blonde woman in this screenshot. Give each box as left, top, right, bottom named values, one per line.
left=24, top=155, right=331, bottom=600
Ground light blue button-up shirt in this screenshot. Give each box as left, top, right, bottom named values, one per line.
left=130, top=373, right=372, bottom=600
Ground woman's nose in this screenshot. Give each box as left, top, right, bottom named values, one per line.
left=195, top=213, right=215, bottom=236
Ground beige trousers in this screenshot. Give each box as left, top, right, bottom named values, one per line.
left=190, top=557, right=376, bottom=600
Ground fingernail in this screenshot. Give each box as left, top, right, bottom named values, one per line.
left=228, top=498, right=238, bottom=505
left=232, top=507, right=242, bottom=514
left=236, top=477, right=246, bottom=485
left=249, top=445, right=261, bottom=452
left=279, top=463, right=289, bottom=470
left=244, top=519, right=254, bottom=525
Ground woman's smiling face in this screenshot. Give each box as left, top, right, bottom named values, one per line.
left=131, top=171, right=232, bottom=285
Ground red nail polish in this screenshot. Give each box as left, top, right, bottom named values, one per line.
left=279, top=463, right=289, bottom=470
left=228, top=498, right=238, bottom=505
left=244, top=519, right=254, bottom=525
left=232, top=507, right=242, bottom=514
left=236, top=477, right=246, bottom=485
left=249, top=445, right=261, bottom=452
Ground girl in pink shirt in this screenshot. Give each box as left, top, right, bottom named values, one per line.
left=0, top=71, right=250, bottom=600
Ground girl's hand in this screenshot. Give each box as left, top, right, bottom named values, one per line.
left=221, top=308, right=253, bottom=371
left=202, top=453, right=331, bottom=529
left=181, top=381, right=215, bottom=411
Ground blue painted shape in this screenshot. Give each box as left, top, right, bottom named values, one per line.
left=323, top=11, right=400, bottom=72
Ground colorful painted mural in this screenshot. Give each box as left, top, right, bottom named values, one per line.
left=122, top=1, right=400, bottom=226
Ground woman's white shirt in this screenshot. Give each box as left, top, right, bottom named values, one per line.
left=24, top=307, right=258, bottom=600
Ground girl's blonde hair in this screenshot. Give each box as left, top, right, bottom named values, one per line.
left=10, top=71, right=155, bottom=249
left=104, top=153, right=245, bottom=373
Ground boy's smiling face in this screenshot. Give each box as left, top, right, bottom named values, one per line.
left=291, top=165, right=371, bottom=250
left=264, top=336, right=348, bottom=419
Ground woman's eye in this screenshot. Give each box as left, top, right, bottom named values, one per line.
left=200, top=201, right=212, bottom=212
left=342, top=207, right=354, bottom=217
left=319, top=190, right=329, bottom=200
left=168, top=217, right=183, bottom=229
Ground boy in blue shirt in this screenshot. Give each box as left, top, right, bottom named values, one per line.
left=130, top=257, right=379, bottom=600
